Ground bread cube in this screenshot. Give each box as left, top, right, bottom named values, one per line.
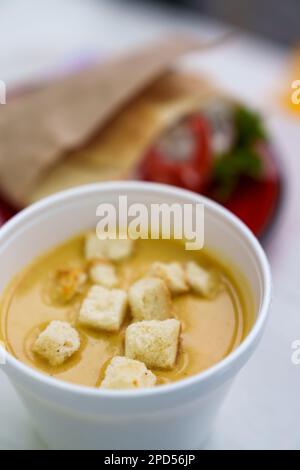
left=100, top=356, right=156, bottom=390
left=128, top=277, right=172, bottom=321
left=55, top=267, right=87, bottom=303
left=33, top=321, right=80, bottom=366
left=186, top=262, right=219, bottom=299
left=89, top=261, right=118, bottom=288
left=105, top=238, right=134, bottom=262
left=78, top=285, right=127, bottom=332
left=125, top=319, right=181, bottom=369
left=148, top=262, right=189, bottom=295
left=85, top=233, right=106, bottom=260
left=85, top=233, right=134, bottom=261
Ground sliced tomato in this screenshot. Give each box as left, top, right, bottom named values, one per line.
left=138, top=115, right=213, bottom=193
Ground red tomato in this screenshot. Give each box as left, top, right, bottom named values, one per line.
left=138, top=115, right=213, bottom=193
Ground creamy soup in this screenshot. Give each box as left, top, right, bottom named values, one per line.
left=0, top=235, right=254, bottom=388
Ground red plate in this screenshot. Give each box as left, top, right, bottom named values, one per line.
left=0, top=198, right=16, bottom=226
left=219, top=143, right=282, bottom=239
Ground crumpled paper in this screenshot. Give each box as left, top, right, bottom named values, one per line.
left=0, top=34, right=231, bottom=207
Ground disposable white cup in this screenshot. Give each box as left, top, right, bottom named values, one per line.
left=0, top=182, right=271, bottom=450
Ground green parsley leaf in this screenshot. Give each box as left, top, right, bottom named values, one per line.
left=213, top=105, right=267, bottom=200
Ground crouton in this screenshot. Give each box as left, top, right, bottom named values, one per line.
left=85, top=233, right=134, bottom=261
left=128, top=277, right=172, bottom=321
left=33, top=321, right=80, bottom=366
left=148, top=262, right=189, bottom=295
left=78, top=285, right=127, bottom=332
left=104, top=237, right=134, bottom=262
left=85, top=233, right=106, bottom=260
left=125, top=319, right=181, bottom=369
left=54, top=267, right=87, bottom=303
left=186, top=262, right=219, bottom=299
left=100, top=356, right=156, bottom=390
left=89, top=261, right=118, bottom=288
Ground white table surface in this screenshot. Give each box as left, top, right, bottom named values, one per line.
left=0, top=0, right=299, bottom=450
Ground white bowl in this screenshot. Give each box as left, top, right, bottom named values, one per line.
left=0, top=182, right=271, bottom=450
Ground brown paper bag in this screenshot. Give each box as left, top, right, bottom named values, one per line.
left=0, top=34, right=231, bottom=207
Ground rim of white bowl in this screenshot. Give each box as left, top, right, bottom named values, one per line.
left=0, top=181, right=272, bottom=399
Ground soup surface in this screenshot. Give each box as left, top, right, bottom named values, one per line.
left=0, top=235, right=254, bottom=387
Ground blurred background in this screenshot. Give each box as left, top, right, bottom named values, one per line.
left=0, top=0, right=297, bottom=86
left=0, top=0, right=299, bottom=450
left=144, top=0, right=300, bottom=45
